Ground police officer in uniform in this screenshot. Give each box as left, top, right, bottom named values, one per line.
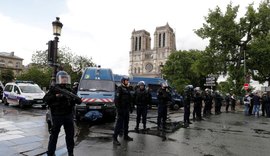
left=44, top=71, right=81, bottom=156
left=134, top=81, right=152, bottom=131
left=157, top=82, right=171, bottom=130
left=113, top=76, right=133, bottom=146
left=183, top=85, right=193, bottom=127
left=193, top=87, right=203, bottom=121
left=203, top=89, right=213, bottom=116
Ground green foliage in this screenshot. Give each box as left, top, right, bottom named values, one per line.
left=29, top=46, right=96, bottom=88
left=194, top=0, right=270, bottom=95
left=0, top=69, right=14, bottom=84
left=16, top=66, right=51, bottom=89
left=162, top=50, right=206, bottom=94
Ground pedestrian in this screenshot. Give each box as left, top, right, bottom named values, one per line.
left=43, top=71, right=82, bottom=156
left=243, top=93, right=251, bottom=116
left=265, top=92, right=270, bottom=118
left=183, top=85, right=193, bottom=127
left=225, top=93, right=231, bottom=113
left=261, top=92, right=267, bottom=116
left=252, top=92, right=261, bottom=117
left=230, top=94, right=236, bottom=112
left=193, top=87, right=203, bottom=121
left=157, top=82, right=171, bottom=130
left=203, top=89, right=213, bottom=117
left=113, top=76, right=133, bottom=146
left=134, top=81, right=152, bottom=131
left=249, top=93, right=254, bottom=115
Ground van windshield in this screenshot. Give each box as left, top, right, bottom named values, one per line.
left=79, top=80, right=115, bottom=92
left=19, top=85, right=43, bottom=93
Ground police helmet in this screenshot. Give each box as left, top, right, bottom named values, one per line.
left=73, top=82, right=79, bottom=86
left=138, top=81, right=145, bottom=86
left=120, top=76, right=129, bottom=84
left=56, top=71, right=71, bottom=85
left=161, top=82, right=168, bottom=88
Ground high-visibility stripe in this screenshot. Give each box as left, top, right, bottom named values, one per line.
left=82, top=98, right=113, bottom=103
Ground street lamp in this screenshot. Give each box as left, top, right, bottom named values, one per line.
left=48, top=17, right=63, bottom=86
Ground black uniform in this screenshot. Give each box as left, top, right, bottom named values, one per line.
left=44, top=85, right=81, bottom=156
left=214, top=93, right=223, bottom=114
left=225, top=94, right=231, bottom=112
left=134, top=87, right=151, bottom=130
left=183, top=92, right=192, bottom=126
left=113, top=83, right=133, bottom=143
left=203, top=93, right=213, bottom=116
left=157, top=87, right=171, bottom=129
left=193, top=92, right=203, bottom=121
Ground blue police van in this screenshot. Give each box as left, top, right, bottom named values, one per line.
left=114, top=75, right=183, bottom=110
left=75, top=67, right=116, bottom=121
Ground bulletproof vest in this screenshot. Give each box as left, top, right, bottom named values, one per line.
left=135, top=88, right=149, bottom=106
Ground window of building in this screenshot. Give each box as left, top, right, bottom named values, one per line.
left=139, top=36, right=141, bottom=50
left=138, top=67, right=140, bottom=73
left=16, top=62, right=20, bottom=68
left=163, top=33, right=165, bottom=47
left=134, top=67, right=137, bottom=74
left=8, top=61, right=13, bottom=67
left=159, top=34, right=161, bottom=48
left=0, top=59, right=5, bottom=67
left=135, top=37, right=138, bottom=51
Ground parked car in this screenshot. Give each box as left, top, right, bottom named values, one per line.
left=2, top=81, right=46, bottom=108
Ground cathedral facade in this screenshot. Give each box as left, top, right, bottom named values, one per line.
left=129, top=23, right=176, bottom=77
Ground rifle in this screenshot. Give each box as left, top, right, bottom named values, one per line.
left=51, top=86, right=82, bottom=103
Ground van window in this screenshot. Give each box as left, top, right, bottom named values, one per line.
left=83, top=69, right=113, bottom=80
left=14, top=86, right=21, bottom=94
left=79, top=80, right=115, bottom=92
left=19, top=85, right=43, bottom=93
left=4, top=85, right=13, bottom=92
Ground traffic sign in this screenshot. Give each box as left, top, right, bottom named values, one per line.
left=244, top=83, right=249, bottom=90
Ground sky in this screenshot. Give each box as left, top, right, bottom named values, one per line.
left=0, top=0, right=260, bottom=76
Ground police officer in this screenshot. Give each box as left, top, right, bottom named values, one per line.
left=183, top=85, right=193, bottom=127
left=193, top=87, right=203, bottom=121
left=134, top=81, right=152, bottom=131
left=44, top=71, right=81, bottom=156
left=214, top=90, right=223, bottom=115
left=157, top=82, right=171, bottom=130
left=72, top=82, right=79, bottom=94
left=113, top=76, right=133, bottom=146
left=203, top=89, right=213, bottom=116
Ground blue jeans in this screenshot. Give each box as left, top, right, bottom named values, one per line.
left=253, top=105, right=260, bottom=116
left=244, top=104, right=250, bottom=116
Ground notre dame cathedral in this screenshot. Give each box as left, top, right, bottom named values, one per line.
left=129, top=23, right=176, bottom=78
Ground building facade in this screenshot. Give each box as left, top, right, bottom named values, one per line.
left=0, top=52, right=24, bottom=75
left=129, top=23, right=176, bottom=77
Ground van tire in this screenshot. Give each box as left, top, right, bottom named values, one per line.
left=3, top=98, right=9, bottom=106
left=171, top=103, right=180, bottom=110
left=19, top=100, right=24, bottom=109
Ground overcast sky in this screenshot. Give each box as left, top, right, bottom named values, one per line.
left=0, top=0, right=260, bottom=75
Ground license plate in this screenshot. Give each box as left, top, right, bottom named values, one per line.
left=89, top=106, right=102, bottom=109
left=37, top=100, right=43, bottom=103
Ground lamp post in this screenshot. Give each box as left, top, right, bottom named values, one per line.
left=48, top=17, right=63, bottom=86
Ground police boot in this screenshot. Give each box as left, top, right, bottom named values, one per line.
left=143, top=124, right=146, bottom=130
left=124, top=135, right=133, bottom=141
left=134, top=123, right=139, bottom=132
left=113, top=137, right=121, bottom=146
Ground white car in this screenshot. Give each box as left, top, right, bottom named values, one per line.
left=2, top=81, right=46, bottom=108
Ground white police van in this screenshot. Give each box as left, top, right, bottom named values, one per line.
left=2, top=81, right=46, bottom=108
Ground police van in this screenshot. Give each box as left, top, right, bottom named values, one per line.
left=114, top=75, right=184, bottom=110
left=2, top=81, right=46, bottom=108
left=75, top=67, right=116, bottom=121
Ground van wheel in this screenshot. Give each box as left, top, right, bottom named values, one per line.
left=3, top=98, right=9, bottom=106
left=19, top=100, right=24, bottom=108
left=172, top=103, right=180, bottom=110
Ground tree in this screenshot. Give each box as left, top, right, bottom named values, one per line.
left=31, top=46, right=96, bottom=85
left=16, top=66, right=51, bottom=89
left=162, top=50, right=206, bottom=93
left=195, top=1, right=270, bottom=94
left=0, top=69, right=14, bottom=84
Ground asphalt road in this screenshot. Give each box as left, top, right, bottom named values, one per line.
left=0, top=101, right=270, bottom=156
